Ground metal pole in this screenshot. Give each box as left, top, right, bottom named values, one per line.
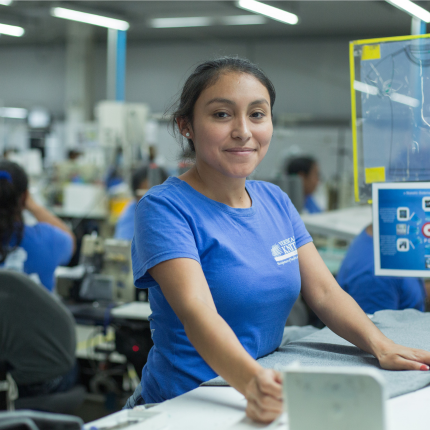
left=106, top=28, right=117, bottom=100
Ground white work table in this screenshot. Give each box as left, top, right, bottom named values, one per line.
left=87, top=384, right=430, bottom=430
left=301, top=205, right=372, bottom=241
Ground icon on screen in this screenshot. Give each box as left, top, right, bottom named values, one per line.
left=396, top=238, right=409, bottom=252
left=396, top=224, right=408, bottom=235
left=423, top=197, right=430, bottom=212
left=397, top=207, right=410, bottom=221
left=425, top=256, right=430, bottom=269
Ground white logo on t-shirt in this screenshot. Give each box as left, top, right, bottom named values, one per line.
left=271, top=237, right=298, bottom=265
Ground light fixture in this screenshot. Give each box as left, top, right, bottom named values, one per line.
left=0, top=0, right=13, bottom=6
left=386, top=0, right=430, bottom=23
left=220, top=15, right=266, bottom=25
left=0, top=23, right=24, bottom=37
left=50, top=7, right=129, bottom=31
left=149, top=15, right=265, bottom=28
left=353, top=81, right=378, bottom=95
left=0, top=108, right=28, bottom=119
left=150, top=17, right=212, bottom=28
left=236, top=0, right=298, bottom=25
left=390, top=92, right=420, bottom=107
left=354, top=81, right=419, bottom=107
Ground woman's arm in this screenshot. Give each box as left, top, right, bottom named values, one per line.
left=148, top=258, right=283, bottom=423
left=298, top=242, right=430, bottom=370
left=25, top=193, right=76, bottom=253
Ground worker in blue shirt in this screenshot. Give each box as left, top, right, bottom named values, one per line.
left=286, top=156, right=322, bottom=213
left=337, top=224, right=427, bottom=314
left=114, top=165, right=150, bottom=241
left=124, top=57, right=430, bottom=424
left=0, top=160, right=76, bottom=292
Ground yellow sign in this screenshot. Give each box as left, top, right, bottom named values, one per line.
left=361, top=44, right=381, bottom=61
left=365, top=167, right=386, bottom=184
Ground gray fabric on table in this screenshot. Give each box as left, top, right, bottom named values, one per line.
left=202, top=309, right=430, bottom=398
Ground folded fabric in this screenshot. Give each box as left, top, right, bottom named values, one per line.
left=202, top=309, right=430, bottom=398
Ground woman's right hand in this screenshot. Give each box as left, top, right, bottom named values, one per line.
left=244, top=368, right=283, bottom=423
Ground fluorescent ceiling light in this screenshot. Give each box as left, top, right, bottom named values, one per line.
left=390, top=92, right=420, bottom=107
left=0, top=23, right=24, bottom=37
left=149, top=15, right=265, bottom=28
left=237, top=0, right=298, bottom=25
left=354, top=81, right=420, bottom=107
left=51, top=7, right=129, bottom=31
left=220, top=15, right=266, bottom=25
left=150, top=17, right=212, bottom=28
left=386, top=0, right=430, bottom=23
left=0, top=0, right=13, bottom=6
left=0, top=108, right=27, bottom=119
left=354, top=81, right=378, bottom=95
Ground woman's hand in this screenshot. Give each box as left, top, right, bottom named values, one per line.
left=244, top=368, right=283, bottom=423
left=376, top=340, right=430, bottom=371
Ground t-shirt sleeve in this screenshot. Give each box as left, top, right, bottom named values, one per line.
left=132, top=193, right=200, bottom=288
left=40, top=223, right=74, bottom=266
left=283, top=193, right=313, bottom=248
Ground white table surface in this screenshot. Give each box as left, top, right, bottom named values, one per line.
left=87, top=385, right=430, bottom=430
left=301, top=205, right=372, bottom=241
left=111, top=302, right=152, bottom=320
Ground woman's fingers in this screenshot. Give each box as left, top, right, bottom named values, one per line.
left=246, top=399, right=282, bottom=424
left=244, top=368, right=283, bottom=423
left=379, top=346, right=430, bottom=371
left=255, top=369, right=283, bottom=398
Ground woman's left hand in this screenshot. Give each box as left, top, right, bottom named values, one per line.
left=376, top=340, right=430, bottom=371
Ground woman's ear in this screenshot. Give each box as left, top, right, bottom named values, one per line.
left=176, top=117, right=192, bottom=139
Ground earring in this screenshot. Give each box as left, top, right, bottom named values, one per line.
left=185, top=132, right=190, bottom=137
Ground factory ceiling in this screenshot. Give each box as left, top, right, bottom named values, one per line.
left=0, top=0, right=426, bottom=46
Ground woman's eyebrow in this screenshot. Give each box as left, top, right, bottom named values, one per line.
left=249, top=98, right=269, bottom=107
left=205, top=98, right=234, bottom=106
left=205, top=98, right=269, bottom=107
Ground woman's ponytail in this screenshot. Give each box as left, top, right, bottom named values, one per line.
left=0, top=160, right=28, bottom=263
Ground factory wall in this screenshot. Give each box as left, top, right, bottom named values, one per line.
left=0, top=38, right=351, bottom=120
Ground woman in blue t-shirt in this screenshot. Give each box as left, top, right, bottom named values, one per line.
left=286, top=156, right=322, bottom=214
left=126, top=58, right=430, bottom=423
left=0, top=160, right=76, bottom=292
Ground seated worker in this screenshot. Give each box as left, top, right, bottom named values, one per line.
left=0, top=271, right=77, bottom=398
left=337, top=224, right=427, bottom=314
left=114, top=165, right=150, bottom=240
left=286, top=156, right=322, bottom=213
left=0, top=160, right=76, bottom=292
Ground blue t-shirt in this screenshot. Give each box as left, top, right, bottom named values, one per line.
left=132, top=177, right=313, bottom=403
left=1, top=223, right=73, bottom=292
left=337, top=229, right=426, bottom=314
left=114, top=201, right=136, bottom=241
left=304, top=195, right=322, bottom=214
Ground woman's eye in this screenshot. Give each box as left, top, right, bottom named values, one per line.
left=251, top=111, right=265, bottom=119
left=215, top=112, right=229, bottom=118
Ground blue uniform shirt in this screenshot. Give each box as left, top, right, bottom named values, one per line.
left=132, top=177, right=313, bottom=403
left=1, top=223, right=73, bottom=292
left=114, top=201, right=136, bottom=241
left=337, top=229, right=426, bottom=314
left=304, top=195, right=322, bottom=214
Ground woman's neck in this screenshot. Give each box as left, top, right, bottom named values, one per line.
left=179, top=165, right=252, bottom=209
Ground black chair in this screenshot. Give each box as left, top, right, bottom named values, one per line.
left=0, top=271, right=85, bottom=413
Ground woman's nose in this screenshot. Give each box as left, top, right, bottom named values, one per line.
left=231, top=117, right=252, bottom=141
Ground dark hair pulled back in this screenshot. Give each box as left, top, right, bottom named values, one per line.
left=0, top=160, right=28, bottom=263
left=171, top=56, right=276, bottom=153
left=286, top=156, right=317, bottom=177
